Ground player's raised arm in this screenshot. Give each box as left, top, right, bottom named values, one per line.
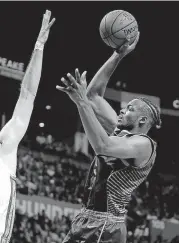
left=0, top=10, right=55, bottom=153
left=87, top=33, right=139, bottom=135
left=86, top=51, right=121, bottom=135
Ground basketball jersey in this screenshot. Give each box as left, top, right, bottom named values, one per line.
left=83, top=130, right=157, bottom=216
left=0, top=158, right=16, bottom=243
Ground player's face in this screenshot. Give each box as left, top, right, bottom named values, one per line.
left=117, top=99, right=142, bottom=131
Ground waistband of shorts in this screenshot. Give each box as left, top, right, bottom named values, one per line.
left=80, top=208, right=126, bottom=223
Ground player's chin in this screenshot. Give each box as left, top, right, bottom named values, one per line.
left=117, top=121, right=123, bottom=128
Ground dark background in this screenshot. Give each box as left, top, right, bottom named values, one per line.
left=0, top=1, right=178, bottom=175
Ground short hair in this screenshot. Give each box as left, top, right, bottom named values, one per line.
left=136, top=97, right=162, bottom=129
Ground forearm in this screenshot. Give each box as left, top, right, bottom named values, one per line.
left=87, top=51, right=123, bottom=97
left=88, top=96, right=118, bottom=134
left=86, top=51, right=121, bottom=133
left=20, top=45, right=43, bottom=99
left=77, top=99, right=109, bottom=154
left=13, top=43, right=44, bottom=117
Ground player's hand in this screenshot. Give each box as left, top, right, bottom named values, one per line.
left=56, top=69, right=88, bottom=105
left=37, top=10, right=55, bottom=44
left=116, top=31, right=140, bottom=58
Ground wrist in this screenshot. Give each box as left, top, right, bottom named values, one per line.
left=76, top=97, right=89, bottom=108
left=113, top=50, right=124, bottom=60
left=34, top=41, right=44, bottom=51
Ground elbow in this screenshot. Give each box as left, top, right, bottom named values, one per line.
left=94, top=146, right=103, bottom=155
left=105, top=122, right=117, bottom=134
left=94, top=142, right=109, bottom=156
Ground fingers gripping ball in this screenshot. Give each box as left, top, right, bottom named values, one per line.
left=99, top=10, right=138, bottom=49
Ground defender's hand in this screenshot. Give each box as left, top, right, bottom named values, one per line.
left=37, top=10, right=55, bottom=44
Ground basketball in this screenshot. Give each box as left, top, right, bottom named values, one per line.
left=99, top=10, right=138, bottom=49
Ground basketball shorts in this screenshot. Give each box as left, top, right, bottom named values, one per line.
left=62, top=208, right=127, bottom=243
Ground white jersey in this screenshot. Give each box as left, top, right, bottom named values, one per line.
left=0, top=157, right=16, bottom=243
left=0, top=71, right=34, bottom=242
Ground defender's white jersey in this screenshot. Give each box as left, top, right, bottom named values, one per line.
left=0, top=158, right=16, bottom=243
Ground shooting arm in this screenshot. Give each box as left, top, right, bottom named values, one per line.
left=86, top=33, right=140, bottom=135
left=87, top=51, right=122, bottom=97
left=87, top=51, right=123, bottom=134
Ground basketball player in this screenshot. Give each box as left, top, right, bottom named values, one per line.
left=0, top=10, right=55, bottom=242
left=56, top=32, right=161, bottom=243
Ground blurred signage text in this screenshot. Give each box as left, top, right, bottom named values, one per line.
left=0, top=56, right=25, bottom=81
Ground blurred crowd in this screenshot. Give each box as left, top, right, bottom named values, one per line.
left=9, top=137, right=179, bottom=243
left=16, top=145, right=88, bottom=204
left=127, top=180, right=179, bottom=243
left=11, top=209, right=71, bottom=243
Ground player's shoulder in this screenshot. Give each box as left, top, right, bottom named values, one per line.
left=126, top=134, right=155, bottom=166
left=126, top=133, right=153, bottom=151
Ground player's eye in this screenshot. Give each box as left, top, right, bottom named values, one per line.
left=128, top=105, right=134, bottom=111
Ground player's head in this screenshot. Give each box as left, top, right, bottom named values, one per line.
left=117, top=97, right=161, bottom=132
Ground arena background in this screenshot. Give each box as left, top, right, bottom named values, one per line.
left=0, top=1, right=179, bottom=243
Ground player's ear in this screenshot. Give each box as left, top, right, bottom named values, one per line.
left=139, top=116, right=147, bottom=125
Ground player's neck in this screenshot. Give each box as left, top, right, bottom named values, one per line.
left=115, top=127, right=149, bottom=135
left=129, top=126, right=148, bottom=135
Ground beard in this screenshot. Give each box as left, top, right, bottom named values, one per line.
left=117, top=122, right=135, bottom=131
